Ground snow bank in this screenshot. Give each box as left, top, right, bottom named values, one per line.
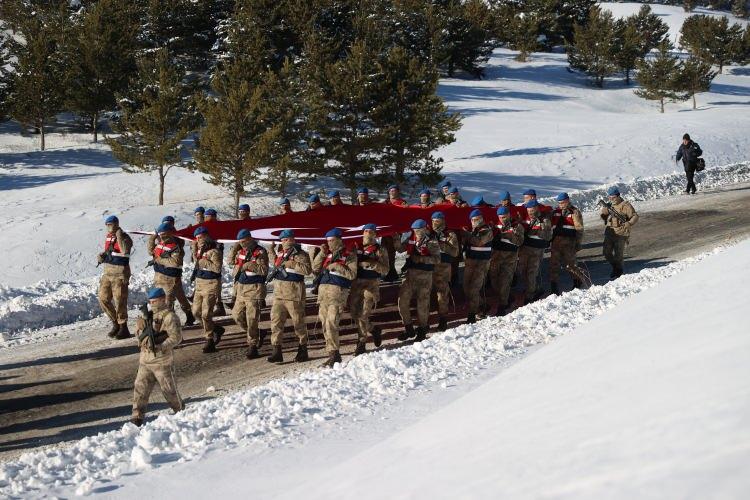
left=0, top=240, right=738, bottom=497
left=2, top=161, right=748, bottom=345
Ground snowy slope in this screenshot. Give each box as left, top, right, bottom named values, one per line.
left=0, top=4, right=749, bottom=319
left=1, top=238, right=746, bottom=497
left=99, top=239, right=750, bottom=500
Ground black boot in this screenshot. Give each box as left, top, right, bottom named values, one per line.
left=107, top=321, right=119, bottom=338
left=613, top=265, right=624, bottom=279
left=212, top=324, right=225, bottom=346
left=183, top=309, right=195, bottom=327
left=467, top=313, right=476, bottom=324
left=115, top=323, right=132, bottom=340
left=246, top=345, right=260, bottom=360
left=414, top=326, right=427, bottom=342
left=202, top=337, right=217, bottom=353
left=214, top=301, right=227, bottom=317
left=267, top=344, right=283, bottom=363
left=551, top=282, right=561, bottom=296
left=259, top=329, right=266, bottom=348
left=437, top=316, right=448, bottom=332
left=371, top=326, right=382, bottom=348
left=354, top=342, right=367, bottom=356
left=609, top=265, right=618, bottom=279
left=130, top=417, right=144, bottom=427
left=294, top=344, right=309, bottom=362
left=397, top=324, right=415, bottom=341
left=321, top=350, right=342, bottom=368
left=572, top=278, right=582, bottom=289
left=496, top=304, right=508, bottom=317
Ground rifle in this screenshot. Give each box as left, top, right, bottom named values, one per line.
left=312, top=248, right=342, bottom=290
left=266, top=246, right=298, bottom=284
left=597, top=199, right=628, bottom=224
left=190, top=240, right=215, bottom=282
left=137, top=302, right=168, bottom=351
left=97, top=235, right=116, bottom=267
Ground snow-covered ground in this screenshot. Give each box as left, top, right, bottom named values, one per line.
left=1, top=237, right=747, bottom=497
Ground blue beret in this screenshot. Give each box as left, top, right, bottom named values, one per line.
left=525, top=200, right=539, bottom=208
left=419, top=189, right=431, bottom=196
left=469, top=209, right=483, bottom=219
left=497, top=206, right=509, bottom=215
left=362, top=223, right=377, bottom=231
left=308, top=194, right=320, bottom=203
left=607, top=186, right=620, bottom=196
left=448, top=187, right=459, bottom=194
left=523, top=189, right=536, bottom=196
left=499, top=191, right=511, bottom=201
left=105, top=215, right=118, bottom=224
left=193, top=226, right=208, bottom=237
left=431, top=211, right=445, bottom=219
left=205, top=208, right=217, bottom=216
left=156, top=222, right=174, bottom=233
left=470, top=196, right=484, bottom=207
left=278, top=197, right=290, bottom=205
left=279, top=229, right=294, bottom=239
left=327, top=190, right=340, bottom=198
left=325, top=228, right=342, bottom=238
left=411, top=219, right=427, bottom=229
left=388, top=184, right=399, bottom=191
left=194, top=206, right=205, bottom=214
left=357, top=187, right=369, bottom=194
left=438, top=180, right=451, bottom=188
left=556, top=192, right=569, bottom=201
left=147, top=287, right=166, bottom=300
left=238, top=204, right=250, bottom=212
left=161, top=215, right=175, bottom=223
left=237, top=229, right=252, bottom=239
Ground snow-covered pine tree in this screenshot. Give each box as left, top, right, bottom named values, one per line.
left=8, top=5, right=69, bottom=151
left=64, top=0, right=140, bottom=142
left=634, top=39, right=687, bottom=113
left=677, top=57, right=718, bottom=109
left=567, top=6, right=618, bottom=88
left=107, top=49, right=197, bottom=205
left=373, top=45, right=461, bottom=189
left=613, top=18, right=641, bottom=85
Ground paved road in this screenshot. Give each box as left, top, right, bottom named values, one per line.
left=2, top=183, right=750, bottom=461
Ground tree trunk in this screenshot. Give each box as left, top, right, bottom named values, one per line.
left=40, top=120, right=45, bottom=151
left=158, top=166, right=165, bottom=205
left=234, top=188, right=240, bottom=218
left=625, top=69, right=630, bottom=85
left=92, top=112, right=98, bottom=143
left=660, top=97, right=664, bottom=113
left=718, top=62, right=723, bottom=74
left=692, top=93, right=697, bottom=109
left=596, top=76, right=603, bottom=88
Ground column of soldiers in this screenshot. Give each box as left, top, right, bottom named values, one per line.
left=101, top=185, right=638, bottom=423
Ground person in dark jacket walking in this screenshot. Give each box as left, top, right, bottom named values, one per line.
left=676, top=133, right=703, bottom=195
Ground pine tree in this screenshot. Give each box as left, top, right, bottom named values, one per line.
left=683, top=0, right=697, bottom=12
left=630, top=5, right=669, bottom=56
left=64, top=0, right=140, bottom=142
left=107, top=49, right=197, bottom=205
left=507, top=12, right=542, bottom=62
left=567, top=6, right=618, bottom=88
left=732, top=0, right=748, bottom=18
left=634, top=40, right=687, bottom=113
left=681, top=15, right=745, bottom=73
left=0, top=33, right=12, bottom=122
left=8, top=6, right=69, bottom=151
left=677, top=57, right=717, bottom=109
left=373, top=45, right=461, bottom=188
left=614, top=19, right=641, bottom=85
left=434, top=0, right=496, bottom=78
left=306, top=39, right=386, bottom=200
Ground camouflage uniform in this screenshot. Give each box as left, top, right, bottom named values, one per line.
left=312, top=241, right=358, bottom=355
left=432, top=225, right=459, bottom=324
left=191, top=240, right=223, bottom=339
left=517, top=214, right=552, bottom=301
left=489, top=220, right=525, bottom=313
left=98, top=227, right=133, bottom=326
left=601, top=197, right=639, bottom=276
left=231, top=242, right=269, bottom=348
left=348, top=239, right=389, bottom=345
left=395, top=230, right=440, bottom=333
left=461, top=224, right=494, bottom=318
left=149, top=234, right=192, bottom=314
left=549, top=205, right=584, bottom=287
left=132, top=305, right=183, bottom=421
left=268, top=243, right=313, bottom=348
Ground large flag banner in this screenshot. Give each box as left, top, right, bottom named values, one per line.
left=168, top=203, right=527, bottom=246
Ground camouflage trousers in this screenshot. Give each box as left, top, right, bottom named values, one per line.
left=192, top=280, right=218, bottom=339
left=270, top=299, right=308, bottom=347
left=549, top=237, right=577, bottom=283
left=398, top=270, right=433, bottom=328
left=99, top=274, right=129, bottom=325
left=132, top=360, right=183, bottom=420
left=232, top=293, right=265, bottom=347
left=432, top=263, right=452, bottom=316
left=463, top=258, right=491, bottom=315
left=318, top=290, right=348, bottom=354
left=154, top=274, right=191, bottom=313
left=348, top=279, right=380, bottom=343
left=603, top=228, right=628, bottom=268
left=517, top=247, right=544, bottom=300
left=490, top=250, right=518, bottom=308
